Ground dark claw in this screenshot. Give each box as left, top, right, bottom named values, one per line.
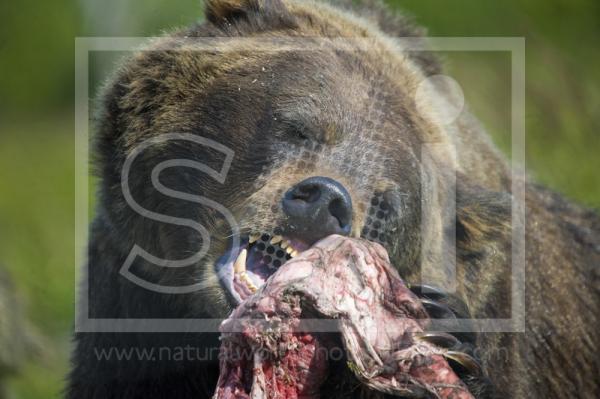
left=411, top=284, right=477, bottom=345
left=444, top=350, right=483, bottom=377
left=451, top=342, right=476, bottom=357
left=420, top=298, right=456, bottom=319
left=410, top=285, right=488, bottom=390
left=409, top=284, right=448, bottom=301
left=454, top=331, right=477, bottom=348
left=410, top=284, right=471, bottom=319
left=414, top=331, right=460, bottom=348
left=426, top=319, right=477, bottom=347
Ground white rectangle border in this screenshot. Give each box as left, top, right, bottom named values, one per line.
left=75, top=37, right=525, bottom=333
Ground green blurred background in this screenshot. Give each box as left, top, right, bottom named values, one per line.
left=0, top=0, right=598, bottom=397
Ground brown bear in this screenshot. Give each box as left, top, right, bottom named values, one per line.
left=67, top=0, right=599, bottom=398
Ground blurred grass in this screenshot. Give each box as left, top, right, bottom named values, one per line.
left=0, top=116, right=74, bottom=398
left=0, top=118, right=75, bottom=335
left=0, top=0, right=598, bottom=398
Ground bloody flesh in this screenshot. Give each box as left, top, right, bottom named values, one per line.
left=214, top=235, right=474, bottom=399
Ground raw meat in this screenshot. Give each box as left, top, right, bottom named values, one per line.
left=214, top=235, right=473, bottom=399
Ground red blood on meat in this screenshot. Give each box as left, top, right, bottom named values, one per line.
left=213, top=235, right=474, bottom=399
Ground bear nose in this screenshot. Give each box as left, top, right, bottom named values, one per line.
left=282, top=176, right=352, bottom=244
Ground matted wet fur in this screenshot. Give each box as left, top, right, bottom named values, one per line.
left=67, top=0, right=599, bottom=398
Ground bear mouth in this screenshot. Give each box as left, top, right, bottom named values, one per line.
left=216, top=232, right=312, bottom=303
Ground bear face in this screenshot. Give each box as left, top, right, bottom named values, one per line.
left=96, top=0, right=510, bottom=319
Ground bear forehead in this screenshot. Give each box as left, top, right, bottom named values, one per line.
left=121, top=44, right=430, bottom=148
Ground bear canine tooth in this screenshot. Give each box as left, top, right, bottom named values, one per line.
left=234, top=249, right=247, bottom=273
left=270, top=235, right=283, bottom=244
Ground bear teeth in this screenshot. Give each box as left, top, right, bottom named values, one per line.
left=279, top=238, right=300, bottom=253
left=233, top=249, right=247, bottom=273
left=247, top=232, right=301, bottom=255
left=239, top=272, right=258, bottom=293
left=249, top=233, right=261, bottom=244
left=233, top=249, right=258, bottom=292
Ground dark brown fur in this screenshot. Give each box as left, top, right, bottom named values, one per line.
left=68, top=0, right=599, bottom=398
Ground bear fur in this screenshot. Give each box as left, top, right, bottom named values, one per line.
left=67, top=0, right=599, bottom=398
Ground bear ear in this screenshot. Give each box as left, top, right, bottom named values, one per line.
left=205, top=0, right=257, bottom=22
left=205, top=0, right=287, bottom=24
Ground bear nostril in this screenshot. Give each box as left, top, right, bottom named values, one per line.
left=281, top=176, right=353, bottom=243
left=290, top=184, right=321, bottom=203
left=328, top=198, right=351, bottom=229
